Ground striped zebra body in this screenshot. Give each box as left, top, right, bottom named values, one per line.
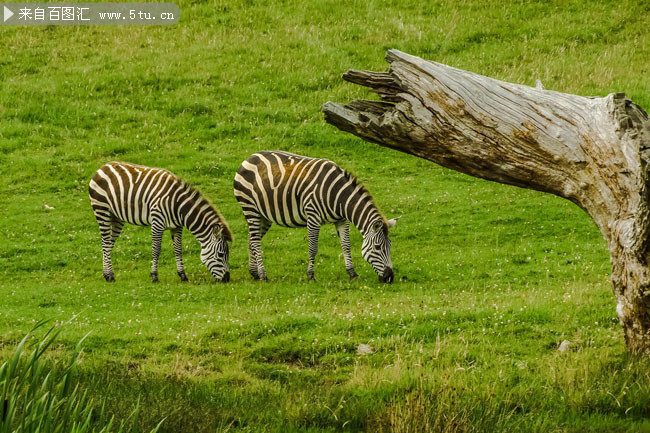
left=233, top=151, right=396, bottom=282
left=88, top=161, right=231, bottom=282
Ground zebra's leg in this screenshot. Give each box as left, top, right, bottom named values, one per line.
left=104, top=219, right=125, bottom=281
left=93, top=206, right=120, bottom=282
left=171, top=228, right=188, bottom=282
left=306, top=218, right=321, bottom=281
left=99, top=223, right=117, bottom=282
left=111, top=220, right=124, bottom=243
left=247, top=232, right=259, bottom=280
left=247, top=217, right=270, bottom=281
left=336, top=220, right=358, bottom=280
left=150, top=215, right=165, bottom=283
left=99, top=220, right=123, bottom=282
left=257, top=221, right=272, bottom=278
left=259, top=221, right=271, bottom=240
left=100, top=232, right=115, bottom=282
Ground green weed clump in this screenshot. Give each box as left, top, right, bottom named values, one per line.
left=0, top=321, right=163, bottom=433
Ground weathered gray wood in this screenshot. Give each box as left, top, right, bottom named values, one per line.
left=322, top=49, right=650, bottom=354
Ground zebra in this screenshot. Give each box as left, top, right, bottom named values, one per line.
left=88, top=161, right=232, bottom=283
left=233, top=151, right=397, bottom=283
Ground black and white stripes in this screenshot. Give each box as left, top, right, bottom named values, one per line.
left=88, top=161, right=231, bottom=282
left=233, top=151, right=396, bottom=282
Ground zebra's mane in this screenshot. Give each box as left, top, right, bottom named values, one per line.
left=341, top=169, right=388, bottom=225
left=180, top=181, right=233, bottom=242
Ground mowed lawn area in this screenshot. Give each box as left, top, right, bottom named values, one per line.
left=1, top=0, right=649, bottom=432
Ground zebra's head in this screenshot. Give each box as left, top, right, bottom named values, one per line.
left=362, top=218, right=397, bottom=283
left=200, top=223, right=232, bottom=282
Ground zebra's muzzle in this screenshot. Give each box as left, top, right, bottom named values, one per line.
left=221, top=271, right=230, bottom=283
left=380, top=268, right=394, bottom=284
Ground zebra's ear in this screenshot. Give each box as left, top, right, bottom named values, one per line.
left=214, top=223, right=232, bottom=242
left=387, top=217, right=400, bottom=229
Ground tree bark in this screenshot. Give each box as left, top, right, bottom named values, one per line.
left=322, top=49, right=650, bottom=354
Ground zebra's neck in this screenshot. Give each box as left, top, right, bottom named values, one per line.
left=177, top=187, right=221, bottom=246
left=340, top=180, right=384, bottom=236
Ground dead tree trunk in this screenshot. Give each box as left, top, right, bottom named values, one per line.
left=322, top=49, right=650, bottom=354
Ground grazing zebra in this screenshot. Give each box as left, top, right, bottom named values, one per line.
left=88, top=161, right=232, bottom=283
left=233, top=151, right=397, bottom=283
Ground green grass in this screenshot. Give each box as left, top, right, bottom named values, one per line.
left=1, top=0, right=650, bottom=431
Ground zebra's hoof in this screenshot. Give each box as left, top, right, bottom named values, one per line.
left=104, top=274, right=115, bottom=283
left=307, top=274, right=315, bottom=281
left=178, top=272, right=188, bottom=282
left=151, top=274, right=159, bottom=283
left=257, top=269, right=268, bottom=281
left=349, top=273, right=359, bottom=280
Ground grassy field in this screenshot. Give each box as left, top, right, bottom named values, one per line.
left=1, top=0, right=650, bottom=431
